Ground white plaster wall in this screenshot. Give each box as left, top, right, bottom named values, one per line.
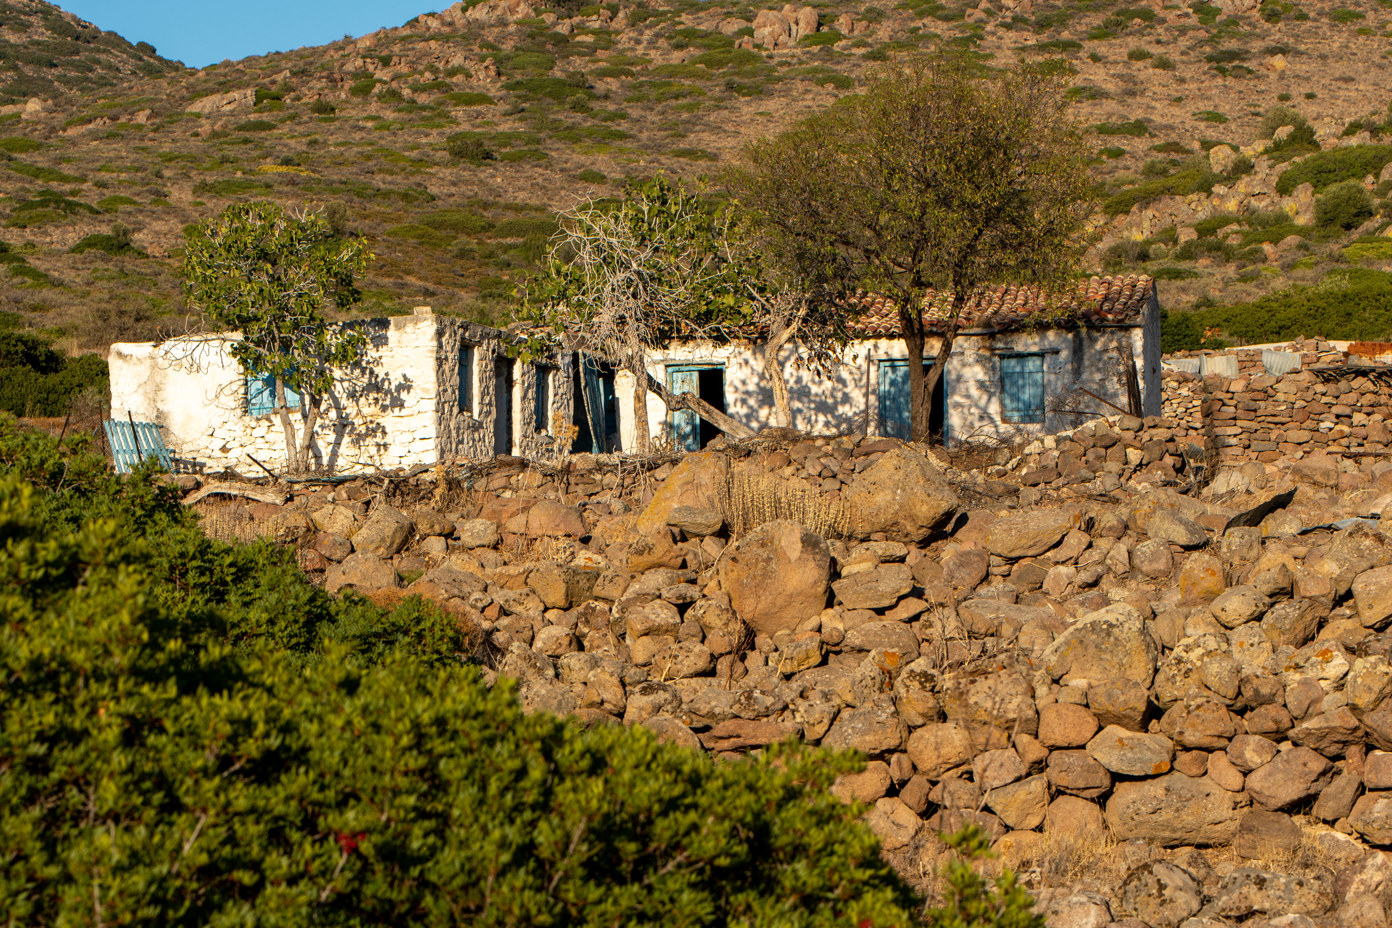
left=110, top=314, right=443, bottom=474
left=612, top=326, right=1150, bottom=450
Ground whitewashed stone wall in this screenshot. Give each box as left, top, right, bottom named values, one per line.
left=110, top=311, right=575, bottom=474
left=618, top=319, right=1158, bottom=450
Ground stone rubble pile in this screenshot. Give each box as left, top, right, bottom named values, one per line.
left=193, top=431, right=1392, bottom=926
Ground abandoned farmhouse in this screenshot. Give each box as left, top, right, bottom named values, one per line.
left=108, top=274, right=1161, bottom=475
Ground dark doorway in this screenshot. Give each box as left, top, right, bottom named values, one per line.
left=877, top=360, right=948, bottom=444
left=493, top=356, right=513, bottom=455
left=572, top=356, right=617, bottom=453
left=667, top=364, right=726, bottom=451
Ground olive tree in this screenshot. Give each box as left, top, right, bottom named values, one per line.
left=728, top=54, right=1095, bottom=442
left=183, top=201, right=373, bottom=474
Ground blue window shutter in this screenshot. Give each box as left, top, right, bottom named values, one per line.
left=283, top=379, right=302, bottom=411
left=1000, top=354, right=1046, bottom=424
left=247, top=372, right=275, bottom=415
left=877, top=360, right=911, bottom=439
left=667, top=366, right=701, bottom=451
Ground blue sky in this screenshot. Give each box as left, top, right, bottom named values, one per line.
left=59, top=1, right=442, bottom=69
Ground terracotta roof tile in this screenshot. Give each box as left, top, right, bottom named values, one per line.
left=847, top=275, right=1156, bottom=337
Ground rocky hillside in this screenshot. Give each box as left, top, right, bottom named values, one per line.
left=187, top=412, right=1392, bottom=924
left=3, top=0, right=1392, bottom=348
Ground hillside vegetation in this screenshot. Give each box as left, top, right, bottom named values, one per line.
left=2, top=0, right=1392, bottom=349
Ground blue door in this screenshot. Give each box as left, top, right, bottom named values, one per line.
left=877, top=360, right=948, bottom=442
left=667, top=365, right=702, bottom=451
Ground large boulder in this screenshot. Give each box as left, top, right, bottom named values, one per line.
left=1042, top=603, right=1159, bottom=688
left=718, top=520, right=831, bottom=635
left=636, top=452, right=728, bottom=535
left=1106, top=772, right=1241, bottom=846
left=842, top=447, right=958, bottom=542
left=353, top=505, right=413, bottom=558
left=985, top=508, right=1077, bottom=559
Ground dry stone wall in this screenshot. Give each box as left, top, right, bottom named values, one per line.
left=190, top=428, right=1392, bottom=925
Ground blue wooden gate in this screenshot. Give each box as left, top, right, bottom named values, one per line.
left=103, top=419, right=174, bottom=474
left=667, top=365, right=702, bottom=452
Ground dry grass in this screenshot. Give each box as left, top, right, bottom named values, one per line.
left=194, top=498, right=263, bottom=545
left=716, top=468, right=849, bottom=539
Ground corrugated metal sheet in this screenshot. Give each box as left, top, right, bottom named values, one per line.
left=1200, top=355, right=1238, bottom=377
left=1166, top=358, right=1201, bottom=374
left=1262, top=350, right=1302, bottom=375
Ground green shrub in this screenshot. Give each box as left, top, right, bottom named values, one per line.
left=309, top=99, right=336, bottom=115
left=349, top=77, right=383, bottom=97
left=0, top=335, right=107, bottom=416
left=1126, top=47, right=1152, bottom=61
left=1096, top=118, right=1151, bottom=137
left=1259, top=104, right=1308, bottom=138
left=799, top=30, right=844, bottom=46
left=1103, top=159, right=1223, bottom=216
left=491, top=217, right=557, bottom=239
left=420, top=209, right=494, bottom=234
left=1100, top=146, right=1125, bottom=159
left=1151, top=54, right=1175, bottom=70
left=233, top=119, right=276, bottom=132
left=0, top=429, right=930, bottom=926
left=1330, top=7, right=1366, bottom=21
left=1180, top=268, right=1392, bottom=343
left=70, top=225, right=145, bottom=257
left=7, top=161, right=84, bottom=183
left=1195, top=110, right=1228, bottom=123
left=445, top=131, right=496, bottom=164
left=0, top=136, right=39, bottom=152
left=1315, top=179, right=1375, bottom=229
left=1344, top=238, right=1392, bottom=262
left=576, top=168, right=606, bottom=183
left=97, top=194, right=139, bottom=212
left=1275, top=145, right=1392, bottom=194
left=670, top=146, right=717, bottom=161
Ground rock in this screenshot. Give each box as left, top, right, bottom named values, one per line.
left=188, top=87, right=255, bottom=114
left=1132, top=540, right=1174, bottom=579
left=1262, top=599, right=1327, bottom=649
left=1046, top=794, right=1107, bottom=839
left=832, top=563, right=914, bottom=610
left=411, top=508, right=455, bottom=537
left=907, top=722, right=974, bottom=778
left=1037, top=892, right=1112, bottom=928
left=1106, top=773, right=1241, bottom=846
left=985, top=774, right=1048, bottom=831
left=527, top=499, right=584, bottom=537
left=325, top=551, right=398, bottom=592
left=689, top=597, right=747, bottom=655
left=642, top=715, right=701, bottom=751
left=1348, top=656, right=1392, bottom=713
left=1355, top=566, right=1392, bottom=629
left=1289, top=707, right=1364, bottom=758
left=719, top=521, right=831, bottom=636
left=1088, top=679, right=1150, bottom=730
left=697, top=718, right=798, bottom=751
left=973, top=748, right=1026, bottom=790
left=1209, top=868, right=1335, bottom=919
left=1117, top=860, right=1204, bottom=928
left=1042, top=604, right=1159, bottom=688
left=777, top=635, right=824, bottom=674
left=645, top=640, right=714, bottom=679
left=1038, top=703, right=1100, bottom=748
left=1047, top=749, right=1112, bottom=799
left=892, top=658, right=942, bottom=727
left=943, top=547, right=990, bottom=591
left=1227, top=734, right=1280, bottom=772
left=832, top=760, right=892, bottom=803
left=532, top=625, right=577, bottom=657
left=1178, top=553, right=1226, bottom=604
left=1086, top=725, right=1174, bottom=776
left=843, top=447, right=959, bottom=542
left=666, top=504, right=723, bottom=537
left=1235, top=811, right=1303, bottom=860
left=986, top=508, right=1075, bottom=559
left=822, top=695, right=906, bottom=754
left=939, top=668, right=1037, bottom=746
left=1245, top=746, right=1335, bottom=810
left=842, top=621, right=919, bottom=658
left=1159, top=697, right=1238, bottom=750
left=636, top=452, right=726, bottom=534
left=353, top=506, right=413, bottom=558
left=623, top=681, right=681, bottom=724
left=1351, top=792, right=1392, bottom=845
left=1149, top=510, right=1209, bottom=548
left=1211, top=586, right=1271, bottom=629
left=866, top=796, right=922, bottom=850
left=457, top=517, right=500, bottom=548
left=1313, top=772, right=1362, bottom=823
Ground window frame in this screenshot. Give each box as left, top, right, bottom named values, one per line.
left=246, top=371, right=302, bottom=417
left=459, top=343, right=476, bottom=418
left=998, top=352, right=1046, bottom=425
left=533, top=364, right=554, bottom=434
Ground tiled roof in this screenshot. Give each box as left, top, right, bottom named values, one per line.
left=847, top=275, right=1156, bottom=337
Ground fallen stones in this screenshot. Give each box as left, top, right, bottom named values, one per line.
left=843, top=447, right=959, bottom=542
left=718, top=520, right=831, bottom=635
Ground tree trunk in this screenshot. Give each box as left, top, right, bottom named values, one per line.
left=275, top=379, right=298, bottom=474
left=295, top=394, right=321, bottom=474
left=644, top=372, right=756, bottom=440
left=629, top=354, right=650, bottom=454
left=762, top=324, right=795, bottom=430
left=902, top=306, right=930, bottom=443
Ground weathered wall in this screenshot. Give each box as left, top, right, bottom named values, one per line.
left=110, top=312, right=577, bottom=474
left=621, top=324, right=1153, bottom=450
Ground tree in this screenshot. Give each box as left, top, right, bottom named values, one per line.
left=182, top=201, right=373, bottom=474
left=728, top=54, right=1095, bottom=442
left=518, top=176, right=766, bottom=453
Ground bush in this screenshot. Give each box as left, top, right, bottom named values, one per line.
left=445, top=131, right=495, bottom=164
left=1275, top=144, right=1392, bottom=195
left=1180, top=268, right=1392, bottom=343
left=1096, top=118, right=1151, bottom=137
left=233, top=119, right=276, bottom=132
left=1315, top=179, right=1375, bottom=229
left=0, top=430, right=930, bottom=926
left=309, top=99, right=336, bottom=115
left=0, top=336, right=108, bottom=417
